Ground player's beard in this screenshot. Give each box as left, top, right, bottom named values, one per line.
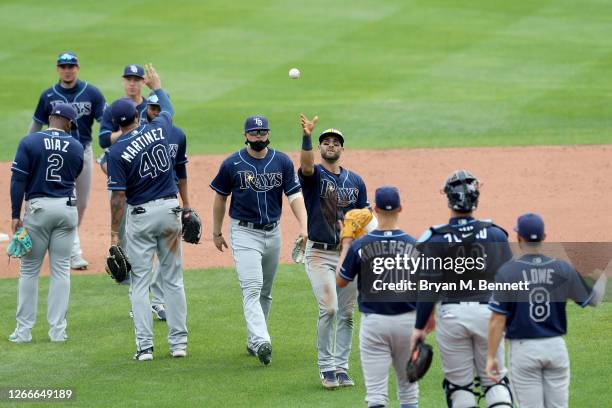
left=246, top=139, right=270, bottom=152
left=321, top=150, right=341, bottom=163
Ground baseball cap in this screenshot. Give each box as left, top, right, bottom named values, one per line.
left=57, top=52, right=78, bottom=66
left=146, top=91, right=170, bottom=106
left=123, top=64, right=145, bottom=79
left=319, top=128, right=344, bottom=146
left=514, top=213, right=545, bottom=242
left=244, top=115, right=270, bottom=132
left=50, top=103, right=78, bottom=129
left=110, top=98, right=138, bottom=127
left=375, top=186, right=401, bottom=211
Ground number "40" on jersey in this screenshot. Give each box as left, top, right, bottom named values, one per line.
left=139, top=145, right=171, bottom=179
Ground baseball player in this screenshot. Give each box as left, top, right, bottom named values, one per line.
left=487, top=213, right=608, bottom=408
left=98, top=64, right=149, bottom=174
left=106, top=64, right=188, bottom=361
left=9, top=103, right=84, bottom=343
left=29, top=52, right=106, bottom=270
left=210, top=115, right=307, bottom=366
left=410, top=170, right=514, bottom=408
left=299, top=114, right=369, bottom=388
left=145, top=92, right=191, bottom=322
left=337, top=186, right=419, bottom=408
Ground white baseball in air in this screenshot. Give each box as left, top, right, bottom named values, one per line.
left=289, top=68, right=300, bottom=79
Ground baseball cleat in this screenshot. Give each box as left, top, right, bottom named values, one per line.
left=8, top=332, right=32, bottom=343
left=133, top=347, right=154, bottom=361
left=246, top=346, right=257, bottom=357
left=152, top=304, right=167, bottom=321
left=320, top=370, right=340, bottom=389
left=50, top=333, right=68, bottom=342
left=336, top=371, right=355, bottom=387
left=70, top=255, right=89, bottom=270
left=171, top=349, right=187, bottom=358
left=257, top=343, right=272, bottom=366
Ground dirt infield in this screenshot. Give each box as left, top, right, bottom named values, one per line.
left=1, top=145, right=611, bottom=278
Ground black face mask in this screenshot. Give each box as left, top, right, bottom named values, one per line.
left=245, top=139, right=270, bottom=152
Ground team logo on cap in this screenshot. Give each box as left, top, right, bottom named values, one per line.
left=130, top=65, right=138, bottom=73
left=59, top=53, right=73, bottom=60
left=55, top=110, right=61, bottom=114
left=254, top=117, right=263, bottom=127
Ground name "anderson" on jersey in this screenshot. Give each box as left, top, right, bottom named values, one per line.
left=121, top=127, right=165, bottom=163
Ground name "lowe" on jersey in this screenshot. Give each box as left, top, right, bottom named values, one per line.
left=238, top=171, right=282, bottom=192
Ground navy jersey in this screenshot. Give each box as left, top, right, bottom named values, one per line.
left=489, top=254, right=593, bottom=339
left=106, top=112, right=178, bottom=205
left=99, top=97, right=148, bottom=149
left=33, top=80, right=105, bottom=146
left=340, top=229, right=418, bottom=315
left=11, top=130, right=84, bottom=199
left=167, top=125, right=188, bottom=171
left=299, top=164, right=368, bottom=244
left=210, top=148, right=301, bottom=224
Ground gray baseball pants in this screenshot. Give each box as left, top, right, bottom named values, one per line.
left=305, top=240, right=357, bottom=373
left=229, top=219, right=281, bottom=351
left=359, top=312, right=419, bottom=408
left=126, top=198, right=187, bottom=353
left=508, top=336, right=570, bottom=408
left=71, top=143, right=92, bottom=258
left=12, top=197, right=78, bottom=342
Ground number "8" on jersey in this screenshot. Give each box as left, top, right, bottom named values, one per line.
left=529, top=287, right=550, bottom=322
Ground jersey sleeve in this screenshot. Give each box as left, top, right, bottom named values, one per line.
left=152, top=111, right=173, bottom=136
left=98, top=107, right=117, bottom=148
left=565, top=263, right=594, bottom=307
left=298, top=164, right=319, bottom=186
left=356, top=175, right=369, bottom=209
left=175, top=128, right=188, bottom=165
left=489, top=267, right=514, bottom=315
left=210, top=160, right=232, bottom=196
left=106, top=150, right=127, bottom=191
left=93, top=87, right=106, bottom=122
left=11, top=138, right=32, bottom=176
left=339, top=243, right=360, bottom=282
left=282, top=155, right=301, bottom=195
left=33, top=92, right=50, bottom=125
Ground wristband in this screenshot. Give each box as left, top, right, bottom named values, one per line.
left=302, top=135, right=313, bottom=151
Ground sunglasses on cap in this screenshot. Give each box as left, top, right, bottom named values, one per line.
left=246, top=130, right=269, bottom=136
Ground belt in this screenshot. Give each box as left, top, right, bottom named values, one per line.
left=311, top=242, right=340, bottom=251
left=442, top=301, right=489, bottom=305
left=238, top=221, right=278, bottom=231
left=66, top=197, right=77, bottom=207
left=161, top=195, right=177, bottom=200
left=131, top=195, right=178, bottom=214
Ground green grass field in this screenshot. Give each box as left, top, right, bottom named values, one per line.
left=1, top=0, right=612, bottom=161
left=0, top=268, right=610, bottom=407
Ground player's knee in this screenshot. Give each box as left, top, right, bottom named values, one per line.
left=483, top=376, right=513, bottom=408
left=319, top=304, right=337, bottom=318
left=443, top=379, right=477, bottom=408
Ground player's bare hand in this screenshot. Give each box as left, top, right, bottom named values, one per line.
left=144, top=63, right=161, bottom=90
left=409, top=328, right=426, bottom=357
left=11, top=219, right=22, bottom=234
left=213, top=234, right=228, bottom=252
left=110, top=231, right=120, bottom=247
left=486, top=357, right=501, bottom=382
left=424, top=310, right=436, bottom=334
left=300, top=114, right=318, bottom=136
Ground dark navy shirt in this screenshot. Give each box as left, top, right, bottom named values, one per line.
left=340, top=229, right=418, bottom=315
left=489, top=254, right=593, bottom=339
left=33, top=80, right=105, bottom=146
left=299, top=164, right=368, bottom=245
left=210, top=148, right=301, bottom=224
left=166, top=125, right=188, bottom=176
left=99, top=97, right=148, bottom=149
left=106, top=112, right=178, bottom=206
left=12, top=130, right=84, bottom=199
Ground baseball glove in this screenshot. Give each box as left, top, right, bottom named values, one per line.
left=406, top=340, right=433, bottom=383
left=340, top=208, right=373, bottom=240
left=182, top=208, right=202, bottom=244
left=105, top=245, right=131, bottom=283
left=6, top=227, right=32, bottom=258
left=292, top=235, right=306, bottom=264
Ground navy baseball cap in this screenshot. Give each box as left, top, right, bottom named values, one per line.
left=50, top=103, right=78, bottom=129
left=123, top=64, right=145, bottom=79
left=319, top=128, right=344, bottom=146
left=514, top=213, right=545, bottom=242
left=375, top=186, right=401, bottom=211
left=110, top=98, right=138, bottom=126
left=57, top=52, right=78, bottom=66
left=244, top=115, right=270, bottom=132
left=146, top=91, right=170, bottom=106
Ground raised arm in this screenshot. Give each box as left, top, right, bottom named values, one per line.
left=299, top=114, right=318, bottom=176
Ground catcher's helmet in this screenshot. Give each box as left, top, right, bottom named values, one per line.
left=443, top=170, right=480, bottom=213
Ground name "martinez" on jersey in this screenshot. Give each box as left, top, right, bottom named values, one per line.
left=121, top=128, right=164, bottom=163
left=238, top=170, right=282, bottom=192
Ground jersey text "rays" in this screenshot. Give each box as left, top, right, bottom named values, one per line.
left=238, top=171, right=282, bottom=192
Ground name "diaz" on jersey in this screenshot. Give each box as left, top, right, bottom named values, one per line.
left=238, top=170, right=282, bottom=192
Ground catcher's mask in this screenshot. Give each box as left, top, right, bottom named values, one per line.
left=442, top=169, right=480, bottom=213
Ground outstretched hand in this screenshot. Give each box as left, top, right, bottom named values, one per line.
left=144, top=63, right=161, bottom=90
left=300, top=114, right=318, bottom=136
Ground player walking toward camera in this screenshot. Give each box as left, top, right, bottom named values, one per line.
left=410, top=170, right=514, bottom=408
left=299, top=114, right=369, bottom=388
left=210, top=115, right=307, bottom=366
left=9, top=104, right=84, bottom=343
left=337, top=186, right=419, bottom=408
left=106, top=64, right=188, bottom=361
left=29, top=52, right=106, bottom=271
left=487, top=213, right=607, bottom=408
